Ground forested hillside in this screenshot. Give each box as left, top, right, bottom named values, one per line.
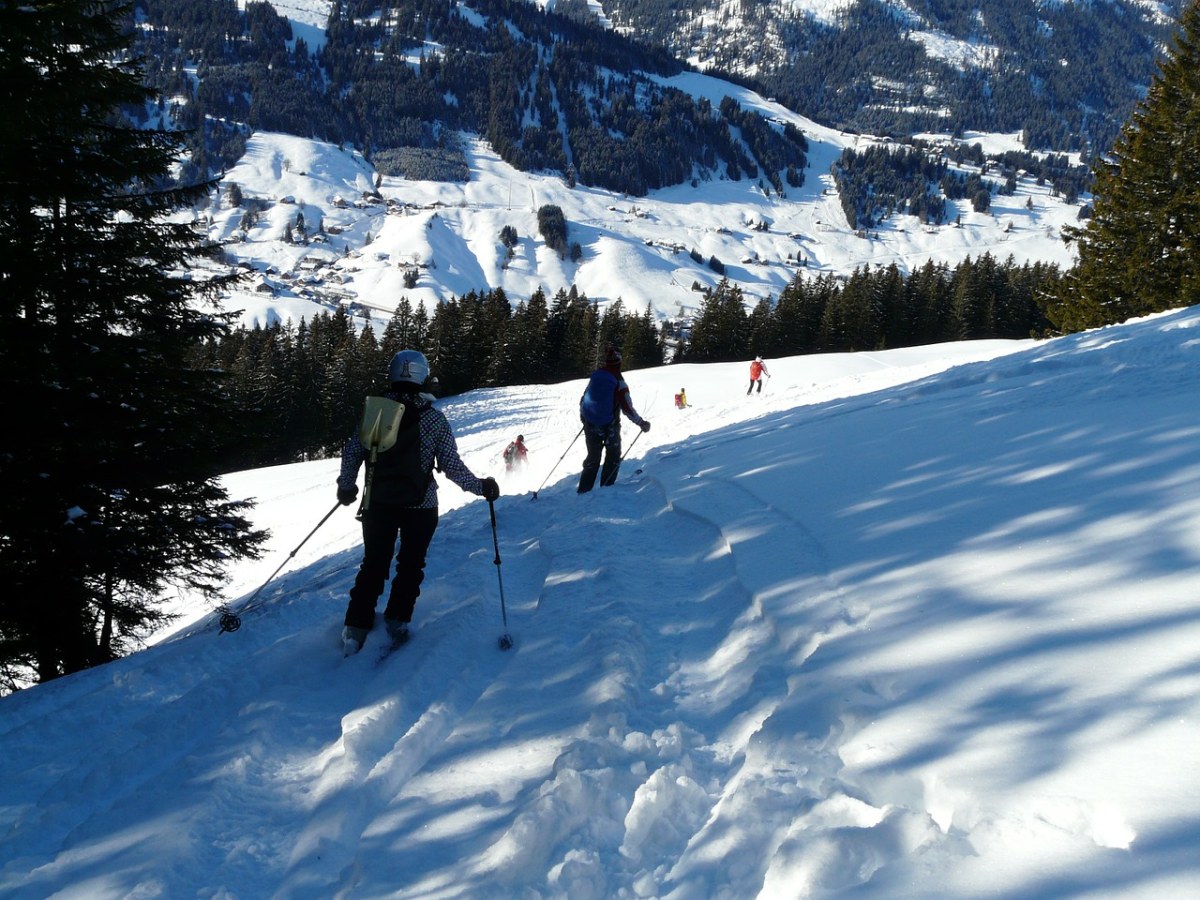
left=190, top=251, right=1058, bottom=472
left=136, top=0, right=807, bottom=196
left=600, top=0, right=1182, bottom=155
left=833, top=141, right=1092, bottom=230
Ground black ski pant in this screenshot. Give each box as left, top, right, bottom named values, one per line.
left=344, top=505, right=439, bottom=630
left=577, top=422, right=621, bottom=493
left=747, top=378, right=763, bottom=394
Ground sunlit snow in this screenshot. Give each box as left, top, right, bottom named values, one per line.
left=2, top=308, right=1199, bottom=897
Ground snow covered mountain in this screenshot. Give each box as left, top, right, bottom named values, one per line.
left=2, top=306, right=1198, bottom=897
left=198, top=0, right=1181, bottom=158
left=203, top=72, right=1083, bottom=332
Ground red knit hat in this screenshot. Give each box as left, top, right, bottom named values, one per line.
left=605, top=347, right=622, bottom=367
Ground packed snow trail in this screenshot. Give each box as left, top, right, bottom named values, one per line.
left=302, top=465, right=846, bottom=898
left=2, top=316, right=1199, bottom=898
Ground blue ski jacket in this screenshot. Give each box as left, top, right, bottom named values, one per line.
left=580, top=366, right=645, bottom=430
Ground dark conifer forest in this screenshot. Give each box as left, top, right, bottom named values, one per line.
left=1, top=0, right=266, bottom=688
left=191, top=253, right=1062, bottom=471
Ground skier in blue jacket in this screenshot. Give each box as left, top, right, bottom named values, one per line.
left=577, top=347, right=650, bottom=493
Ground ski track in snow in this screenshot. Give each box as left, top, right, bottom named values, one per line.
left=644, top=418, right=921, bottom=897
left=244, top=455, right=866, bottom=898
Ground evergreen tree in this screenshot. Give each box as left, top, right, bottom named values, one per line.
left=909, top=260, right=955, bottom=343
left=685, top=280, right=750, bottom=362
left=746, top=295, right=777, bottom=358
left=477, top=289, right=513, bottom=386
left=290, top=318, right=327, bottom=460
left=874, top=263, right=910, bottom=347
left=382, top=296, right=419, bottom=358
left=951, top=254, right=997, bottom=339
left=557, top=289, right=599, bottom=378
left=0, top=0, right=266, bottom=689
left=597, top=299, right=627, bottom=362
left=505, top=288, right=551, bottom=384
left=316, top=306, right=363, bottom=452
left=411, top=301, right=430, bottom=353
left=821, top=267, right=883, bottom=351
left=1052, top=1, right=1200, bottom=332
left=621, top=304, right=665, bottom=370
left=271, top=321, right=309, bottom=464
left=427, top=296, right=468, bottom=393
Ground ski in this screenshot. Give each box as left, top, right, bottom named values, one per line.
left=341, top=626, right=368, bottom=658
left=375, top=628, right=411, bottom=665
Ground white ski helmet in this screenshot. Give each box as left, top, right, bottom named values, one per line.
left=389, top=349, right=430, bottom=386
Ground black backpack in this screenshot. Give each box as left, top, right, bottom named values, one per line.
left=366, top=402, right=433, bottom=507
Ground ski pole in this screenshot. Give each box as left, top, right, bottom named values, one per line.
left=621, top=426, right=645, bottom=462
left=531, top=425, right=584, bottom=500
left=488, top=499, right=514, bottom=650
left=218, top=501, right=343, bottom=634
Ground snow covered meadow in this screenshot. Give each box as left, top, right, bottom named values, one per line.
left=203, top=70, right=1082, bottom=336
left=2, top=307, right=1198, bottom=898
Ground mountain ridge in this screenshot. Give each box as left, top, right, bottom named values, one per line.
left=142, top=0, right=1173, bottom=196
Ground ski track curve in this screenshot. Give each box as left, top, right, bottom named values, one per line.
left=275, top=603, right=518, bottom=897
left=634, top=431, right=933, bottom=898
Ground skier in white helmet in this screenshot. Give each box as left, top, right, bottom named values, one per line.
left=335, top=350, right=499, bottom=654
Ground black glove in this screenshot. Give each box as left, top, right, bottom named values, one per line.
left=481, top=477, right=500, bottom=502
left=337, top=485, right=359, bottom=507
left=640, top=420, right=651, bottom=433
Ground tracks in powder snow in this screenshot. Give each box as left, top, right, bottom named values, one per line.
left=0, top=459, right=913, bottom=897
left=366, top=466, right=876, bottom=898
left=639, top=454, right=938, bottom=895
left=493, top=455, right=893, bottom=897
left=275, top=597, right=518, bottom=895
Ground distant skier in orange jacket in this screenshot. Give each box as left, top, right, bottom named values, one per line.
left=747, top=357, right=769, bottom=395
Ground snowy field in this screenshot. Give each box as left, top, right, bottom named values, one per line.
left=205, top=70, right=1082, bottom=334
left=2, top=308, right=1199, bottom=898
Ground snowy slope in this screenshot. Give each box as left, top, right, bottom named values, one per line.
left=205, top=71, right=1082, bottom=331
left=2, top=309, right=1198, bottom=897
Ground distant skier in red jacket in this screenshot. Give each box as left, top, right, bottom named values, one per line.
left=747, top=356, right=769, bottom=394
left=503, top=435, right=528, bottom=473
